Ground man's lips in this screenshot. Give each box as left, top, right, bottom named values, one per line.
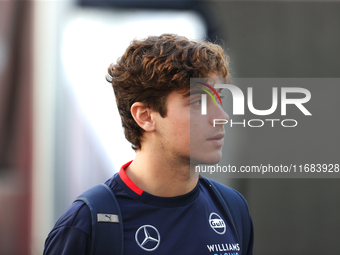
left=207, top=133, right=225, bottom=146
left=207, top=133, right=225, bottom=140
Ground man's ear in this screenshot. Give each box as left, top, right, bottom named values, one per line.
left=130, top=102, right=156, bottom=132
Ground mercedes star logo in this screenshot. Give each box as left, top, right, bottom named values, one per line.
left=135, top=225, right=161, bottom=251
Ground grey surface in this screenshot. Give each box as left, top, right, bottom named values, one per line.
left=204, top=2, right=340, bottom=254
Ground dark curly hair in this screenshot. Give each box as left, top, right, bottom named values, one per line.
left=106, top=34, right=230, bottom=150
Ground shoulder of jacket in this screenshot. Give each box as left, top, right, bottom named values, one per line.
left=201, top=177, right=250, bottom=213
left=53, top=201, right=92, bottom=235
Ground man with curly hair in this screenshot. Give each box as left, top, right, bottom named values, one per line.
left=44, top=34, right=253, bottom=255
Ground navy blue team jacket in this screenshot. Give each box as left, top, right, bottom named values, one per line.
left=44, top=161, right=253, bottom=255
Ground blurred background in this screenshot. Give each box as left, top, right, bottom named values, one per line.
left=0, top=0, right=339, bottom=254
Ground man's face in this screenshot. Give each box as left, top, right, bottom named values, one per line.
left=154, top=73, right=229, bottom=166
left=189, top=74, right=229, bottom=165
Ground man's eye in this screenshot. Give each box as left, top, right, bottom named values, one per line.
left=191, top=100, right=201, bottom=105
left=215, top=94, right=225, bottom=99
left=215, top=94, right=225, bottom=105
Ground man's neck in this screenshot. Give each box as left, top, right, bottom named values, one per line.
left=125, top=150, right=198, bottom=197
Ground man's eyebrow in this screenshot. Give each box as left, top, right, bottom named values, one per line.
left=183, top=89, right=206, bottom=98
left=183, top=87, right=224, bottom=98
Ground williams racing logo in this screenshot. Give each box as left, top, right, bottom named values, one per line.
left=209, top=212, right=226, bottom=235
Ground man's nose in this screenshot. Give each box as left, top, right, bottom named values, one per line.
left=210, top=103, right=229, bottom=126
